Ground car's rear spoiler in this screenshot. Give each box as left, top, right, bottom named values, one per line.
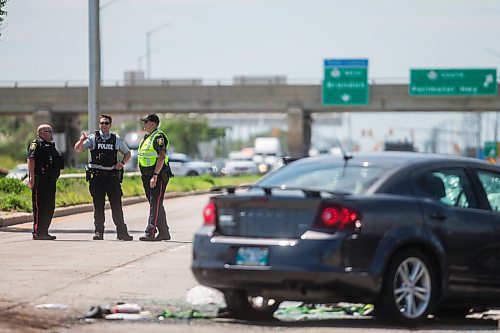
left=210, top=184, right=347, bottom=198
left=282, top=156, right=302, bottom=165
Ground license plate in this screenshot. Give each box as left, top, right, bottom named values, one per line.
left=235, top=247, right=269, bottom=266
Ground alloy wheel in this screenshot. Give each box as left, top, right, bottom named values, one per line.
left=393, top=256, right=432, bottom=319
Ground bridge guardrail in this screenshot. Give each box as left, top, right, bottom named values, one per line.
left=59, top=171, right=141, bottom=179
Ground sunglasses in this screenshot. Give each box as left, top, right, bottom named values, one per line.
left=99, top=121, right=111, bottom=125
left=42, top=130, right=53, bottom=133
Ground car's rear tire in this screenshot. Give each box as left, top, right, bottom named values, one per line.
left=223, top=290, right=279, bottom=320
left=377, top=249, right=435, bottom=324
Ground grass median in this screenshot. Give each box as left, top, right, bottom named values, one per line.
left=0, top=174, right=261, bottom=213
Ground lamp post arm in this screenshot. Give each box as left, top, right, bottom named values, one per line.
left=145, top=22, right=171, bottom=79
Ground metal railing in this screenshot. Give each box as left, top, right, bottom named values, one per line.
left=0, top=77, right=416, bottom=88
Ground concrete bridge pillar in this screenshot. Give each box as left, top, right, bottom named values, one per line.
left=51, top=113, right=82, bottom=167
left=33, top=110, right=82, bottom=167
left=33, top=109, right=52, bottom=127
left=286, top=108, right=312, bottom=158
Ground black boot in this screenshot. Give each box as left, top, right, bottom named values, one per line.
left=117, top=233, right=133, bottom=241
left=33, top=234, right=56, bottom=240
left=93, top=232, right=104, bottom=240
left=139, top=234, right=156, bottom=242
left=155, top=232, right=171, bottom=241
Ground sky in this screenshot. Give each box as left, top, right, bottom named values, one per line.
left=1, top=0, right=500, bottom=153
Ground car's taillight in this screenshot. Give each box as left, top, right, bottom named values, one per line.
left=203, top=199, right=217, bottom=225
left=316, top=205, right=361, bottom=230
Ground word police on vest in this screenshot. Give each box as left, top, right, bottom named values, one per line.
left=98, top=143, right=114, bottom=150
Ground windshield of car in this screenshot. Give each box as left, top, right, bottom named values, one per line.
left=255, top=161, right=387, bottom=194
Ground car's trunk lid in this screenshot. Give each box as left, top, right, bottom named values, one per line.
left=214, top=195, right=323, bottom=238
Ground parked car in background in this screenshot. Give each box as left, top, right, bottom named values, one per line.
left=123, top=131, right=146, bottom=172
left=7, top=163, right=28, bottom=180
left=193, top=152, right=500, bottom=324
left=210, top=158, right=226, bottom=177
left=124, top=149, right=139, bottom=172
left=221, top=152, right=259, bottom=176
left=169, top=153, right=212, bottom=176
left=253, top=137, right=283, bottom=174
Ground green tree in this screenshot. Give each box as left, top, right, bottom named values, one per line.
left=0, top=0, right=7, bottom=37
left=0, top=116, right=35, bottom=168
left=160, top=116, right=225, bottom=158
left=115, top=115, right=226, bottom=158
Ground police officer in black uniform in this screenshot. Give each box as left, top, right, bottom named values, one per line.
left=27, top=124, right=64, bottom=240
left=74, top=114, right=133, bottom=241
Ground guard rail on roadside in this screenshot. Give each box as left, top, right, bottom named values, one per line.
left=59, top=171, right=141, bottom=179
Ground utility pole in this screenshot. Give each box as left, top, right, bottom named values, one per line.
left=88, top=0, right=100, bottom=135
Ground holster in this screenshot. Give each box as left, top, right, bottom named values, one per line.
left=117, top=169, right=124, bottom=183
left=166, top=163, right=175, bottom=179
left=85, top=169, right=92, bottom=182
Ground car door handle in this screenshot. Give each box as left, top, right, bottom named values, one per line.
left=430, top=212, right=447, bottom=221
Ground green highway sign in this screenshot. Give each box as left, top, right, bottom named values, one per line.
left=322, top=59, right=369, bottom=106
left=485, top=141, right=498, bottom=159
left=409, top=69, right=497, bottom=96
left=484, top=141, right=499, bottom=163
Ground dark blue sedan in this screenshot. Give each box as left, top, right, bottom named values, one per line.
left=192, top=152, right=500, bottom=324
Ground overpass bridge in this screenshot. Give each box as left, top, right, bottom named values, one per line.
left=1, top=83, right=499, bottom=163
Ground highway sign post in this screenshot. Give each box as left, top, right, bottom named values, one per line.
left=409, top=69, right=497, bottom=96
left=322, top=59, right=369, bottom=106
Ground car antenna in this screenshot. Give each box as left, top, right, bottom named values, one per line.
left=339, top=144, right=353, bottom=162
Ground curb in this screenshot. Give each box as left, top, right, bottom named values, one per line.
left=0, top=190, right=209, bottom=228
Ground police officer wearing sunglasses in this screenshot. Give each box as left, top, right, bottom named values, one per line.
left=27, top=124, right=64, bottom=240
left=74, top=114, right=133, bottom=241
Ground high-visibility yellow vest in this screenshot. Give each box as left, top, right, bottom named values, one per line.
left=138, top=129, right=169, bottom=167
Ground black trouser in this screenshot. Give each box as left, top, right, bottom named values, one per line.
left=88, top=171, right=128, bottom=235
left=32, top=176, right=57, bottom=236
left=141, top=173, right=170, bottom=237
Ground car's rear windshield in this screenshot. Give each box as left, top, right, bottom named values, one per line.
left=256, top=162, right=387, bottom=194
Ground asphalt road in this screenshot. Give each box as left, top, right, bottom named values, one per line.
left=0, top=194, right=499, bottom=333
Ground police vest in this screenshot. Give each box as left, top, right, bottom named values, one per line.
left=138, top=129, right=169, bottom=167
left=90, top=132, right=117, bottom=168
left=29, top=139, right=62, bottom=179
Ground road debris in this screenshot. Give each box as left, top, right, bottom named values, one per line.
left=81, top=302, right=149, bottom=320
left=35, top=303, right=70, bottom=310
left=160, top=308, right=213, bottom=319
left=105, top=312, right=153, bottom=320
left=111, top=303, right=142, bottom=314
left=274, top=302, right=374, bottom=320
left=186, top=286, right=225, bottom=306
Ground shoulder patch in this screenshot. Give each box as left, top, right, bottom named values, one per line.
left=30, top=142, right=37, bottom=150
left=157, top=137, right=164, bottom=146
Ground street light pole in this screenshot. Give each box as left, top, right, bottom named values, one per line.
left=146, top=22, right=171, bottom=79
left=88, top=0, right=100, bottom=135
left=137, top=54, right=146, bottom=71
left=88, top=0, right=123, bottom=136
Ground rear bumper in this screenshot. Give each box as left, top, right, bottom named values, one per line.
left=191, top=231, right=379, bottom=303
